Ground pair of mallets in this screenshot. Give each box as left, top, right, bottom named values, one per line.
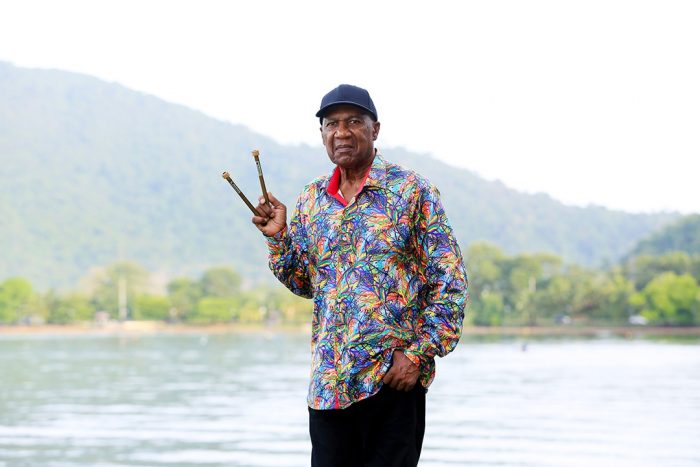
left=222, top=149, right=270, bottom=217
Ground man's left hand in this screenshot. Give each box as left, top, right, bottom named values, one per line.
left=382, top=349, right=420, bottom=392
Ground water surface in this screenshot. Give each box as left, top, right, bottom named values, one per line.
left=1, top=332, right=699, bottom=466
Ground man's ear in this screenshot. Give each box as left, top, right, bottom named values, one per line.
left=372, top=121, right=381, bottom=141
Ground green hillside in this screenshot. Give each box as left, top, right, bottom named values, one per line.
left=0, top=62, right=679, bottom=288
left=629, top=214, right=700, bottom=257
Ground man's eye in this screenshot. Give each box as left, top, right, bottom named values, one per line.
left=326, top=122, right=337, bottom=128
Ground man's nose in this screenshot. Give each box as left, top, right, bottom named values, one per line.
left=335, top=122, right=351, bottom=137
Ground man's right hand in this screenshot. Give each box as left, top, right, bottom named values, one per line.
left=252, top=192, right=287, bottom=237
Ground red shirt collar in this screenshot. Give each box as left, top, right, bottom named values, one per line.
left=326, top=164, right=373, bottom=207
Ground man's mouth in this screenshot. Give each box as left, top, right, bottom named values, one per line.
left=335, top=145, right=353, bottom=151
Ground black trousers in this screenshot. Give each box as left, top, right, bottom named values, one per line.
left=308, top=383, right=426, bottom=467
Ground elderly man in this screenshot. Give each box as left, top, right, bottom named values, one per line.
left=252, top=84, right=467, bottom=467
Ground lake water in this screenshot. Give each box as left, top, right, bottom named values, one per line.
left=0, top=331, right=699, bottom=466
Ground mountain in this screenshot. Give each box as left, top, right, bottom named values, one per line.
left=629, top=214, right=700, bottom=257
left=0, top=62, right=679, bottom=288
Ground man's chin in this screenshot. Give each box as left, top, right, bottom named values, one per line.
left=330, top=153, right=355, bottom=166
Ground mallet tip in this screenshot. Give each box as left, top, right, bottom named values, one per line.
left=222, top=171, right=230, bottom=179
left=251, top=149, right=260, bottom=157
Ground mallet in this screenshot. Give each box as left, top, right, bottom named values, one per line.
left=251, top=149, right=271, bottom=206
left=222, top=171, right=262, bottom=217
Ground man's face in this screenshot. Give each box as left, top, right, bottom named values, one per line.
left=320, top=105, right=380, bottom=170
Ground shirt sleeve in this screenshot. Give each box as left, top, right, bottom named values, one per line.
left=265, top=195, right=313, bottom=299
left=404, top=184, right=468, bottom=367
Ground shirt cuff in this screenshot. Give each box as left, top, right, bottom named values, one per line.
left=403, top=347, right=425, bottom=368
left=265, top=225, right=288, bottom=251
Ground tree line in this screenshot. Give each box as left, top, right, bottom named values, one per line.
left=1, top=243, right=699, bottom=327
left=467, top=243, right=700, bottom=326
left=0, top=263, right=310, bottom=326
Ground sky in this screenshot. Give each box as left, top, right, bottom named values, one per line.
left=1, top=0, right=698, bottom=214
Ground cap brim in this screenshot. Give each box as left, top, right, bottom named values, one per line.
left=316, top=102, right=377, bottom=120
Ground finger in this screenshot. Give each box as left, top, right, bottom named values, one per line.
left=383, top=370, right=395, bottom=387
left=252, top=215, right=268, bottom=226
left=267, top=192, right=284, bottom=208
left=257, top=198, right=273, bottom=216
left=396, top=378, right=408, bottom=391
left=267, top=192, right=287, bottom=211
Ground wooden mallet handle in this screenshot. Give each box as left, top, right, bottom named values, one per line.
left=222, top=171, right=262, bottom=216
left=251, top=149, right=271, bottom=206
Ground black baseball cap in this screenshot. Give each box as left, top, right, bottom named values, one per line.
left=316, top=84, right=378, bottom=123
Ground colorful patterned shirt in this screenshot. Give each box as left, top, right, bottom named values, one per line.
left=266, top=153, right=468, bottom=410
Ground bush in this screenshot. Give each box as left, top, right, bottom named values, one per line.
left=189, top=297, right=240, bottom=324
left=133, top=295, right=171, bottom=321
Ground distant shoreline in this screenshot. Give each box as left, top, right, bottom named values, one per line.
left=1, top=322, right=699, bottom=338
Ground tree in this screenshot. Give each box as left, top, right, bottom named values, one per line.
left=501, top=254, right=558, bottom=325
left=624, top=252, right=693, bottom=290
left=133, top=295, right=170, bottom=321
left=79, top=261, right=150, bottom=319
left=47, top=293, right=93, bottom=324
left=0, top=277, right=34, bottom=324
left=264, top=286, right=313, bottom=323
left=593, top=270, right=636, bottom=324
left=167, top=277, right=203, bottom=321
left=532, top=274, right=574, bottom=321
left=470, top=290, right=505, bottom=326
left=199, top=267, right=242, bottom=297
left=630, top=272, right=700, bottom=326
left=191, top=297, right=240, bottom=324
left=567, top=267, right=607, bottom=323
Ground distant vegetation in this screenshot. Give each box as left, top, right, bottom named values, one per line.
left=465, top=215, right=700, bottom=327
left=629, top=214, right=700, bottom=257
left=2, top=230, right=699, bottom=327
left=467, top=244, right=700, bottom=327
left=0, top=263, right=311, bottom=326
left=0, top=61, right=679, bottom=289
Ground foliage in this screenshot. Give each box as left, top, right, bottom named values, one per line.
left=46, top=293, right=93, bottom=324
left=2, top=245, right=700, bottom=328
left=630, top=214, right=700, bottom=257
left=630, top=273, right=699, bottom=326
left=200, top=267, right=242, bottom=297
left=471, top=291, right=505, bottom=326
left=132, top=295, right=171, bottom=321
left=623, top=252, right=700, bottom=290
left=592, top=270, right=636, bottom=324
left=0, top=277, right=34, bottom=324
left=167, top=277, right=202, bottom=321
left=463, top=242, right=691, bottom=327
left=192, top=297, right=240, bottom=324
left=79, top=262, right=150, bottom=320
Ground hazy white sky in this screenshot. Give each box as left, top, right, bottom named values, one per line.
left=1, top=0, right=698, bottom=213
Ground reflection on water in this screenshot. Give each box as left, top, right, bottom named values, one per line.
left=1, top=332, right=699, bottom=466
